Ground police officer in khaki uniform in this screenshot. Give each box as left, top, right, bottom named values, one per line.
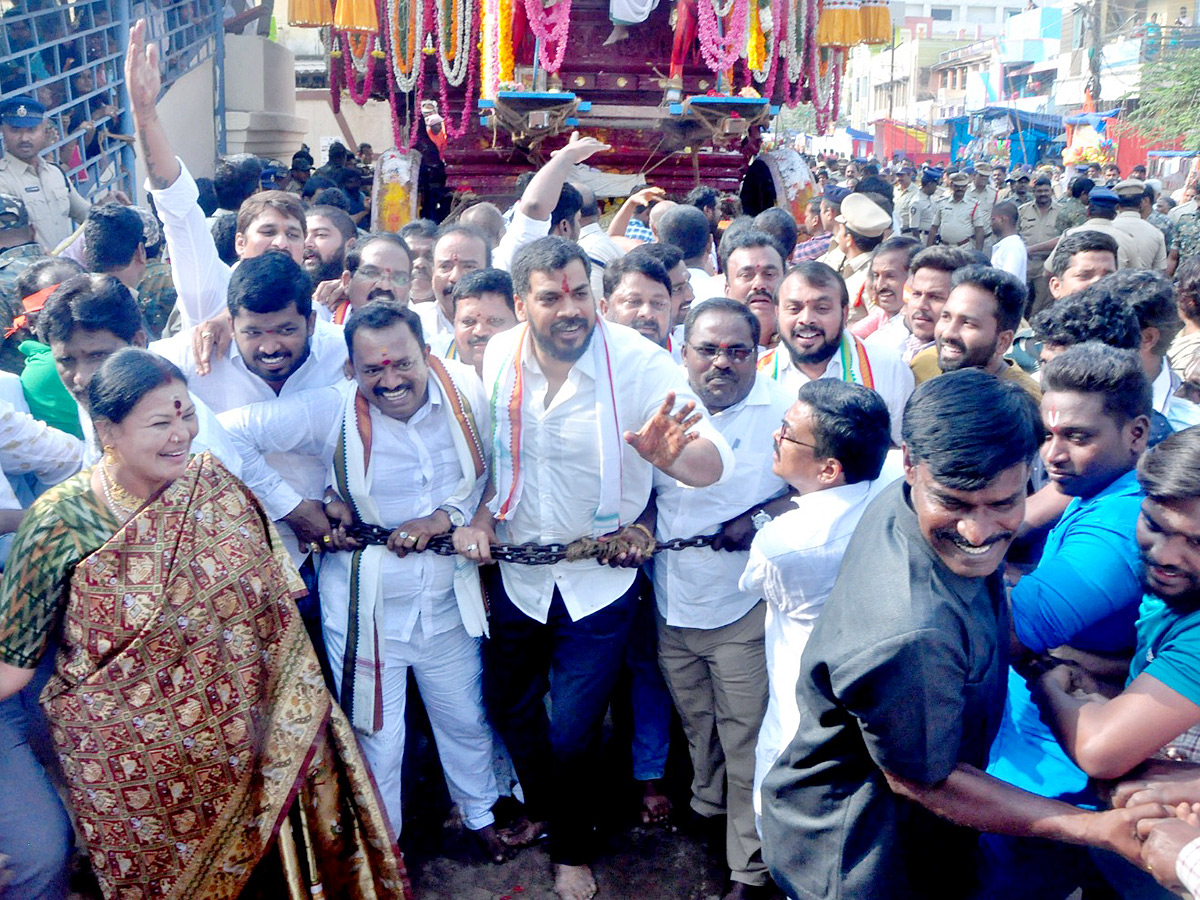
left=836, top=192, right=892, bottom=324
left=967, top=162, right=999, bottom=251
left=1048, top=187, right=1137, bottom=271
left=1112, top=178, right=1168, bottom=272
left=929, top=172, right=984, bottom=250
left=817, top=184, right=851, bottom=274
left=0, top=97, right=91, bottom=252
left=910, top=168, right=940, bottom=242
left=894, top=165, right=921, bottom=235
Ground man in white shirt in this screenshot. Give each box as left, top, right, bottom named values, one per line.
left=126, top=23, right=308, bottom=330
left=458, top=236, right=734, bottom=900
left=659, top=205, right=724, bottom=304
left=757, top=262, right=914, bottom=445
left=218, top=302, right=507, bottom=861
left=430, top=268, right=518, bottom=375
left=740, top=380, right=896, bottom=820
left=990, top=201, right=1028, bottom=282
left=150, top=253, right=350, bottom=563
left=653, top=298, right=794, bottom=900
left=421, top=223, right=491, bottom=341
left=599, top=251, right=675, bottom=354
left=575, top=182, right=625, bottom=300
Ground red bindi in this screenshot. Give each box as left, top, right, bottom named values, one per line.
left=174, top=398, right=183, bottom=416
left=380, top=358, right=392, bottom=367
left=561, top=275, right=570, bottom=294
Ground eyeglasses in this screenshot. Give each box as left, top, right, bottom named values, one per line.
left=354, top=266, right=411, bottom=286
left=777, top=419, right=818, bottom=450
left=687, top=344, right=755, bottom=364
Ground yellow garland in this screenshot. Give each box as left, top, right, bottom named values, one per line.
left=498, top=0, right=514, bottom=82
left=747, top=1, right=765, bottom=71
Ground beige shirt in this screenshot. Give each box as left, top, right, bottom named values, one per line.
left=0, top=155, right=90, bottom=252
left=911, top=191, right=936, bottom=233
left=1049, top=218, right=1137, bottom=271
left=966, top=185, right=998, bottom=228
left=894, top=182, right=921, bottom=231
left=933, top=196, right=984, bottom=245
left=1112, top=210, right=1168, bottom=272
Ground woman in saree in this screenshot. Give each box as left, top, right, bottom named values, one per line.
left=0, top=348, right=409, bottom=900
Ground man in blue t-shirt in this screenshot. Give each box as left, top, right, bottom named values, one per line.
left=981, top=343, right=1152, bottom=898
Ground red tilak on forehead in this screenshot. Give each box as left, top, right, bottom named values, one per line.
left=380, top=358, right=392, bottom=367
left=561, top=275, right=570, bottom=294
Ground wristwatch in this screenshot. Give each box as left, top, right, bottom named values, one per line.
left=440, top=506, right=466, bottom=527
left=751, top=509, right=773, bottom=531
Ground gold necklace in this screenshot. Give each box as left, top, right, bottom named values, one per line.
left=99, top=461, right=145, bottom=516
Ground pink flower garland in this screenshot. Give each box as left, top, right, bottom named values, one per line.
left=523, top=0, right=571, bottom=73
left=342, top=32, right=379, bottom=105
left=435, top=0, right=479, bottom=139
left=697, top=0, right=749, bottom=73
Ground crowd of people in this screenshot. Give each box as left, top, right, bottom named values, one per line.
left=9, top=17, right=1200, bottom=900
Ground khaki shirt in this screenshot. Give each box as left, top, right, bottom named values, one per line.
left=0, top=156, right=90, bottom=252
left=933, top=196, right=983, bottom=246
left=1112, top=210, right=1168, bottom=272
left=966, top=185, right=998, bottom=227
left=1017, top=202, right=1061, bottom=249
left=894, top=182, right=921, bottom=231
left=1049, top=218, right=1136, bottom=271
left=911, top=191, right=936, bottom=233
left=818, top=242, right=846, bottom=275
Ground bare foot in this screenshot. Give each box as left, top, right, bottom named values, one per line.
left=498, top=815, right=548, bottom=848
left=471, top=823, right=509, bottom=864
left=722, top=881, right=772, bottom=900
left=554, top=863, right=598, bottom=900
left=602, top=24, right=630, bottom=45
left=639, top=778, right=672, bottom=825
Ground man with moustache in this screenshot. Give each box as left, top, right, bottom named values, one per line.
left=430, top=268, right=518, bottom=376
left=761, top=371, right=1161, bottom=900
left=600, top=251, right=675, bottom=355
left=835, top=193, right=893, bottom=324
left=652, top=298, right=794, bottom=900
left=458, top=236, right=734, bottom=900
left=758, top=261, right=914, bottom=445
left=929, top=171, right=985, bottom=250
left=315, top=233, right=413, bottom=325
left=218, top=301, right=508, bottom=862
left=910, top=264, right=1042, bottom=400
left=420, top=223, right=492, bottom=340
left=640, top=242, right=695, bottom=334
left=302, top=205, right=357, bottom=284
left=720, top=230, right=785, bottom=350
left=856, top=235, right=922, bottom=345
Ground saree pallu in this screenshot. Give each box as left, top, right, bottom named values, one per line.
left=39, top=453, right=409, bottom=900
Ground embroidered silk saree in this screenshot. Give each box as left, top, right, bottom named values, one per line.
left=31, top=454, right=408, bottom=900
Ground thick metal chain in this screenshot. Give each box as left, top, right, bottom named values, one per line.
left=342, top=524, right=716, bottom=565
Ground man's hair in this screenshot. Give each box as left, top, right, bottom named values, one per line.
left=326, top=141, right=349, bottom=164
left=15, top=257, right=83, bottom=305
left=797, top=379, right=890, bottom=484
left=344, top=232, right=411, bottom=276
left=300, top=175, right=336, bottom=200
left=658, top=205, right=712, bottom=260
left=83, top=205, right=144, bottom=273
left=855, top=177, right=894, bottom=207
left=88, top=348, right=187, bottom=426
left=1138, top=424, right=1200, bottom=503
left=993, top=201, right=1019, bottom=227
left=602, top=250, right=672, bottom=300
left=752, top=208, right=800, bottom=258
left=451, top=268, right=516, bottom=314
left=685, top=186, right=719, bottom=211
left=211, top=214, right=238, bottom=266
left=718, top=227, right=786, bottom=273
left=950, top=264, right=1027, bottom=333
left=459, top=202, right=507, bottom=243
left=511, top=236, right=591, bottom=298
left=550, top=182, right=584, bottom=232
left=1070, top=177, right=1096, bottom=200
left=640, top=242, right=684, bottom=273
left=311, top=187, right=351, bottom=211
left=214, top=153, right=262, bottom=211
left=344, top=300, right=424, bottom=363
left=195, top=176, right=219, bottom=217
left=1031, top=287, right=1141, bottom=349
left=235, top=191, right=306, bottom=238
left=875, top=234, right=922, bottom=269
left=1176, top=257, right=1200, bottom=325
left=574, top=182, right=600, bottom=219
left=1106, top=269, right=1183, bottom=354
left=844, top=226, right=884, bottom=254
left=432, top=221, right=493, bottom=270
left=1045, top=230, right=1119, bottom=277
left=1033, top=176, right=1053, bottom=188
left=226, top=252, right=313, bottom=318
left=38, top=273, right=143, bottom=345
left=400, top=218, right=439, bottom=243
left=902, top=369, right=1042, bottom=490
left=683, top=296, right=761, bottom=347
left=307, top=205, right=357, bottom=241
left=910, top=244, right=972, bottom=278
left=1041, top=342, right=1151, bottom=425
left=780, top=261, right=849, bottom=309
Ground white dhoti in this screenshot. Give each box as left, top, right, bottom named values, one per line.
left=611, top=0, right=659, bottom=25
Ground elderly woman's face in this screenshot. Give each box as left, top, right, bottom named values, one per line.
left=100, top=380, right=198, bottom=489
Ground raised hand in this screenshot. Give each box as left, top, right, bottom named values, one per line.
left=623, top=391, right=702, bottom=472
left=124, top=20, right=162, bottom=120
left=551, top=130, right=611, bottom=166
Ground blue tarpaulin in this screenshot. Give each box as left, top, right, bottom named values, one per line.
left=846, top=127, right=874, bottom=142
left=943, top=107, right=1064, bottom=165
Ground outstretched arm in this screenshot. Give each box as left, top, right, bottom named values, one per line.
left=125, top=19, right=180, bottom=190
left=624, top=392, right=725, bottom=487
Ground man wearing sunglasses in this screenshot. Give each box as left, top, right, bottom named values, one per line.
left=650, top=297, right=796, bottom=900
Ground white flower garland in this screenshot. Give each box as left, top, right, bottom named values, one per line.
left=435, top=0, right=474, bottom=86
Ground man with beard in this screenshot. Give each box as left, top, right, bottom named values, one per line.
left=420, top=223, right=492, bottom=341
left=981, top=344, right=1151, bottom=899
left=599, top=251, right=675, bottom=354
left=721, top=230, right=785, bottom=350
left=431, top=268, right=518, bottom=376
left=316, top=233, right=412, bottom=325
left=762, top=371, right=1161, bottom=900
left=150, top=253, right=347, bottom=563
left=219, top=301, right=508, bottom=862
left=303, top=205, right=357, bottom=285
left=458, top=236, right=733, bottom=900
left=653, top=298, right=794, bottom=900
left=758, top=261, right=914, bottom=445
left=910, top=264, right=1042, bottom=400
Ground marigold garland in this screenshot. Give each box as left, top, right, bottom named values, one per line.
left=498, top=0, right=514, bottom=81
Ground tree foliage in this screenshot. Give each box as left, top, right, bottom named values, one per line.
left=1126, top=48, right=1200, bottom=151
